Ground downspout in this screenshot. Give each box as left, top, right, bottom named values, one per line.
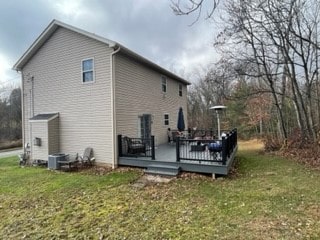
left=110, top=45, right=121, bottom=169
left=28, top=76, right=34, bottom=161
left=19, top=71, right=25, bottom=154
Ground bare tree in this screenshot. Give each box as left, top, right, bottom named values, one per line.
left=211, top=0, right=320, bottom=142
left=174, top=0, right=320, bottom=143
left=171, top=0, right=220, bottom=24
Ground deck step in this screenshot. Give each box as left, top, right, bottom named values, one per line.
left=144, top=164, right=181, bottom=177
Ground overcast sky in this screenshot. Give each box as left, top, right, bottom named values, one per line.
left=0, top=0, right=218, bottom=90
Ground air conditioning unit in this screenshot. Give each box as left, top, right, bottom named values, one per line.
left=48, top=154, right=66, bottom=170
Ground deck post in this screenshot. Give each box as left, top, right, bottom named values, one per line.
left=118, top=135, right=123, bottom=157
left=212, top=173, right=216, bottom=180
left=151, top=135, right=155, bottom=160
left=221, top=136, right=227, bottom=165
left=176, top=137, right=180, bottom=162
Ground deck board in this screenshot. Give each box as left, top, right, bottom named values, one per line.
left=153, top=144, right=176, bottom=162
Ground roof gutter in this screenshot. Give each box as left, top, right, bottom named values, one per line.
left=116, top=44, right=190, bottom=85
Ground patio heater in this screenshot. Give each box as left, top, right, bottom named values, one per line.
left=210, top=105, right=227, bottom=139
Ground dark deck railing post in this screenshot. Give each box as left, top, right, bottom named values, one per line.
left=235, top=128, right=237, bottom=148
left=188, top=128, right=191, bottom=139
left=221, top=136, right=227, bottom=165
left=233, top=129, right=236, bottom=149
left=226, top=133, right=230, bottom=157
left=151, top=135, right=155, bottom=160
left=230, top=129, right=234, bottom=150
left=176, top=137, right=180, bottom=162
left=118, top=135, right=123, bottom=157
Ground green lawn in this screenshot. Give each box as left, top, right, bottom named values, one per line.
left=1, top=142, right=320, bottom=239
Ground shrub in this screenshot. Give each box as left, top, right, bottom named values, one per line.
left=263, top=135, right=283, bottom=152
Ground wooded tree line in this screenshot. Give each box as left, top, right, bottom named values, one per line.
left=0, top=88, right=22, bottom=141
left=176, top=0, right=320, bottom=143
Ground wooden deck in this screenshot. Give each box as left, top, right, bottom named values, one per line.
left=118, top=143, right=238, bottom=175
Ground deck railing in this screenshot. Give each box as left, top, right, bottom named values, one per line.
left=176, top=139, right=223, bottom=164
left=171, top=129, right=216, bottom=141
left=176, top=128, right=237, bottom=165
left=118, top=135, right=155, bottom=160
left=118, top=129, right=237, bottom=165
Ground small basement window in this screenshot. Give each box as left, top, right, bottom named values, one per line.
left=82, top=58, right=94, bottom=83
left=179, top=84, right=183, bottom=97
left=161, top=76, right=167, bottom=93
left=164, top=114, right=169, bottom=126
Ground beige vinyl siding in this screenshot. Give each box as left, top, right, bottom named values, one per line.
left=48, top=117, right=59, bottom=154
left=30, top=117, right=59, bottom=160
left=30, top=121, right=48, bottom=160
left=114, top=53, right=188, bottom=145
left=22, top=27, right=113, bottom=164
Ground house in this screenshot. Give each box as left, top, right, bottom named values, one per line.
left=13, top=19, right=190, bottom=168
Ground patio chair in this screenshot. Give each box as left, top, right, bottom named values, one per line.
left=76, top=147, right=95, bottom=166
left=171, top=131, right=178, bottom=142
left=124, top=137, right=146, bottom=155
left=172, top=130, right=184, bottom=142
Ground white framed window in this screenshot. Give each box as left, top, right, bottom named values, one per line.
left=82, top=58, right=94, bottom=83
left=179, top=84, right=183, bottom=97
left=161, top=76, right=167, bottom=93
left=164, top=114, right=169, bottom=126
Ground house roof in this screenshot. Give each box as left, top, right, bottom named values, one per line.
left=13, top=19, right=190, bottom=85
left=29, top=113, right=59, bottom=122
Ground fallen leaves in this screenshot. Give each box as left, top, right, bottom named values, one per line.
left=2, top=149, right=320, bottom=239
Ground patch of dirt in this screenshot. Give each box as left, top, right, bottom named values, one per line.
left=238, top=139, right=264, bottom=151
left=179, top=172, right=214, bottom=180
left=78, top=166, right=143, bottom=176
left=132, top=174, right=175, bottom=189
left=299, top=204, right=320, bottom=219
left=144, top=174, right=174, bottom=183
left=244, top=216, right=308, bottom=240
